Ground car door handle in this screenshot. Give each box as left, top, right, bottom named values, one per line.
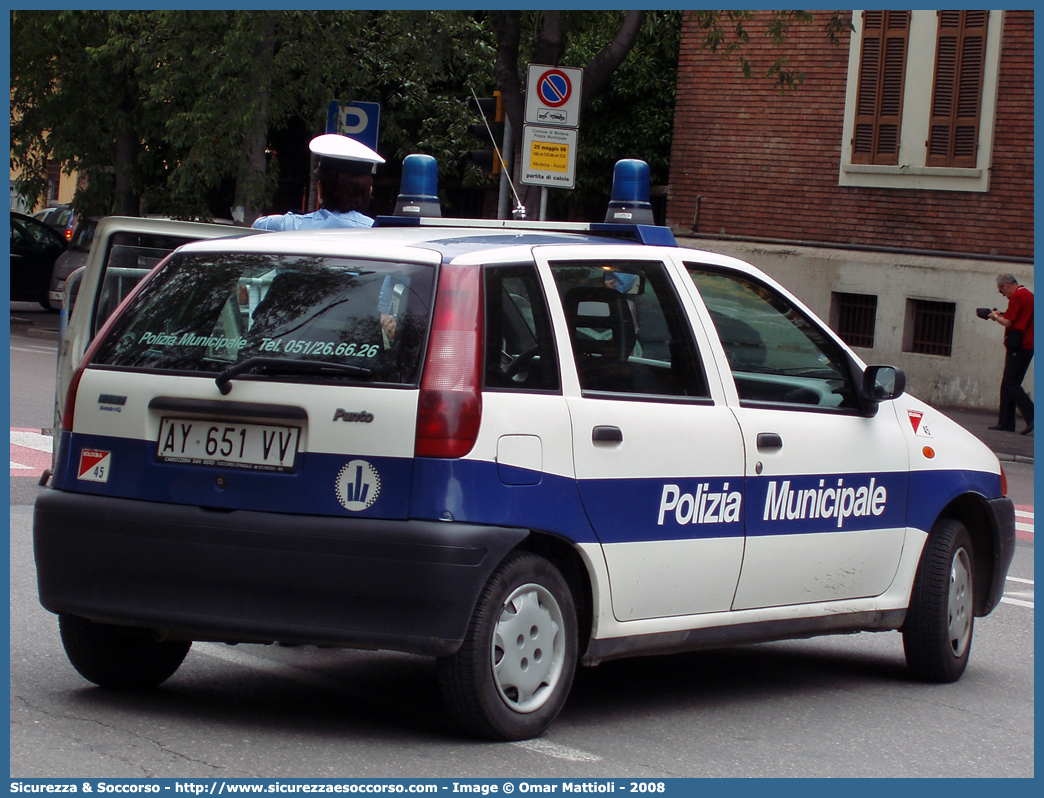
left=757, top=433, right=783, bottom=451
left=592, top=425, right=623, bottom=443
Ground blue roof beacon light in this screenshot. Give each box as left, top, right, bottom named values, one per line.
left=604, top=159, right=655, bottom=225
left=394, top=154, right=442, bottom=217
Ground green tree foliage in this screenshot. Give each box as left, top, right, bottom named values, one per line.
left=11, top=10, right=496, bottom=218
left=10, top=10, right=848, bottom=222
left=10, top=11, right=158, bottom=216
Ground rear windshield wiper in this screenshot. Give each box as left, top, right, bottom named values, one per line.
left=216, top=357, right=372, bottom=395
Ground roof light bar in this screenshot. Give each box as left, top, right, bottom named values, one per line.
left=604, top=159, right=655, bottom=225
left=394, top=154, right=442, bottom=217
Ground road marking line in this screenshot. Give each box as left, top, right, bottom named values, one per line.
left=10, top=428, right=53, bottom=478
left=1001, top=597, right=1034, bottom=609
left=1006, top=576, right=1033, bottom=585
left=10, top=344, right=58, bottom=354
left=511, top=739, right=602, bottom=762
left=11, top=429, right=53, bottom=451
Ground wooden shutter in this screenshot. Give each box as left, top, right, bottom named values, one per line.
left=927, top=11, right=988, bottom=168
left=852, top=10, right=910, bottom=165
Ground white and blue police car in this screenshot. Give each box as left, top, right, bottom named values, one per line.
left=35, top=157, right=1016, bottom=741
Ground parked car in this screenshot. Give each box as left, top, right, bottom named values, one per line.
left=10, top=211, right=67, bottom=309
left=48, top=215, right=268, bottom=440
left=35, top=159, right=1015, bottom=741
left=47, top=216, right=98, bottom=309
left=33, top=204, right=77, bottom=241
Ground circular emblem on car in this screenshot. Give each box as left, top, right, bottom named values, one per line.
left=335, top=460, right=381, bottom=511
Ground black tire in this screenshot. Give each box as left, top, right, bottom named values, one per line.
left=902, top=519, right=975, bottom=682
left=438, top=552, right=578, bottom=741
left=59, top=614, right=191, bottom=689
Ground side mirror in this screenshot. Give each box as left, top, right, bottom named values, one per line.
left=861, top=365, right=906, bottom=409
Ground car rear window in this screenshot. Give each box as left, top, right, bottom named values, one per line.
left=91, top=252, right=435, bottom=386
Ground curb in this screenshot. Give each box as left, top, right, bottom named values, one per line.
left=25, top=327, right=60, bottom=341
left=998, top=452, right=1034, bottom=465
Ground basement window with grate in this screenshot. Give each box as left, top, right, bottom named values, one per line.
left=904, top=299, right=956, bottom=357
left=831, top=292, right=878, bottom=349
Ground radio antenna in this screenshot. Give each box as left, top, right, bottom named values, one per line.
left=469, top=85, right=526, bottom=220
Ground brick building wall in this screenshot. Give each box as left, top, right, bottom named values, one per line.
left=666, top=10, right=1033, bottom=259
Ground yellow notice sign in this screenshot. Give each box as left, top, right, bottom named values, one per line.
left=529, top=141, right=570, bottom=173
left=521, top=125, right=578, bottom=188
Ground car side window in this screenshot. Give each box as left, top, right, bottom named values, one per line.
left=484, top=265, right=560, bottom=391
left=687, top=265, right=858, bottom=410
left=12, top=216, right=60, bottom=248
left=550, top=260, right=708, bottom=399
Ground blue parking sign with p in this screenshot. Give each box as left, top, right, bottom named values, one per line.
left=327, top=101, right=381, bottom=152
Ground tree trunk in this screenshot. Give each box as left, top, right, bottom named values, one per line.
left=112, top=65, right=140, bottom=216
left=581, top=11, right=646, bottom=110
left=112, top=124, right=139, bottom=216
left=490, top=11, right=525, bottom=152
left=532, top=11, right=565, bottom=66
left=233, top=13, right=276, bottom=225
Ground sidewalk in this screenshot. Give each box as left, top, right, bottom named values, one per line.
left=939, top=406, right=1034, bottom=464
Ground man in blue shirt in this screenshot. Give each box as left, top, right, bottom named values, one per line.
left=252, top=134, right=385, bottom=231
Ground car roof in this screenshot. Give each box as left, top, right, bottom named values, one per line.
left=171, top=223, right=769, bottom=281
left=173, top=224, right=651, bottom=262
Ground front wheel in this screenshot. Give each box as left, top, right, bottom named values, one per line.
left=438, top=552, right=578, bottom=740
left=902, top=519, right=975, bottom=682
left=59, top=614, right=191, bottom=689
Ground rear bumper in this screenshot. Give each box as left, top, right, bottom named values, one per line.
left=34, top=490, right=528, bottom=656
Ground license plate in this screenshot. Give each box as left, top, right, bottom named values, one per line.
left=157, top=418, right=302, bottom=472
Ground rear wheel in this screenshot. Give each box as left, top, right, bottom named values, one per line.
left=59, top=614, right=191, bottom=688
left=902, top=519, right=975, bottom=682
left=438, top=552, right=578, bottom=740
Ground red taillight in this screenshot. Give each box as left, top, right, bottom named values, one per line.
left=1000, top=463, right=1008, bottom=496
left=415, top=263, right=483, bottom=458
left=61, top=362, right=87, bottom=432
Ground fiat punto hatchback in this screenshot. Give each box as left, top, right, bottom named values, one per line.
left=35, top=159, right=1016, bottom=741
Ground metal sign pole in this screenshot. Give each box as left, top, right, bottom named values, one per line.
left=497, top=115, right=513, bottom=220
left=539, top=187, right=548, bottom=221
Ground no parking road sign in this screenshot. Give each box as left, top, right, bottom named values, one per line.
left=523, top=64, right=582, bottom=190
left=525, top=64, right=582, bottom=128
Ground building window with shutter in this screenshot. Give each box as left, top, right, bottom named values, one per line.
left=46, top=163, right=61, bottom=203
left=840, top=10, right=1001, bottom=192
left=926, top=10, right=988, bottom=168
left=852, top=10, right=910, bottom=166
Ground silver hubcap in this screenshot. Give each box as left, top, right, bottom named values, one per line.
left=948, top=547, right=973, bottom=657
left=492, top=583, right=565, bottom=714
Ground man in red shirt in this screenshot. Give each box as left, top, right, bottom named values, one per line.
left=988, top=274, right=1034, bottom=434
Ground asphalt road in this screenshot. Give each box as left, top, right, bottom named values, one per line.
left=8, top=502, right=1035, bottom=778
left=9, top=303, right=1035, bottom=778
